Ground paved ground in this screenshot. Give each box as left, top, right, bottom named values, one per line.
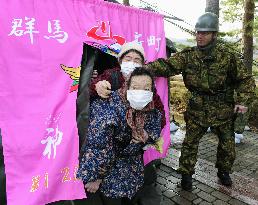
left=2, top=130, right=258, bottom=205
left=157, top=130, right=258, bottom=205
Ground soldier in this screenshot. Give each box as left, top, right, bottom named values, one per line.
left=146, top=12, right=255, bottom=190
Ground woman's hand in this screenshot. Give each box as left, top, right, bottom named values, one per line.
left=95, top=80, right=111, bottom=98
left=131, top=130, right=149, bottom=144
left=85, top=179, right=102, bottom=193
left=130, top=138, right=142, bottom=144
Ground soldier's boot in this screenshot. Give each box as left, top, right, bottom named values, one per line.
left=217, top=171, right=232, bottom=186
left=181, top=174, right=192, bottom=191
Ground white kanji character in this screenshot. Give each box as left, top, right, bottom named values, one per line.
left=155, top=37, right=161, bottom=51
left=8, top=17, right=39, bottom=44
left=41, top=125, right=63, bottom=159
left=44, top=20, right=68, bottom=43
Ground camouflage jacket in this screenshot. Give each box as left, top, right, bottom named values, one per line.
left=148, top=43, right=255, bottom=126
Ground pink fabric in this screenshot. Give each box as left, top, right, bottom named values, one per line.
left=0, top=0, right=169, bottom=204
left=143, top=77, right=171, bottom=165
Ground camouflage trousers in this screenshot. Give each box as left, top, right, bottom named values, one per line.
left=177, top=116, right=236, bottom=175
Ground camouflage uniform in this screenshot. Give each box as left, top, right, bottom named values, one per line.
left=148, top=42, right=255, bottom=175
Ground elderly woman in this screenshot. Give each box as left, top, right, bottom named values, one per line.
left=90, top=41, right=166, bottom=129
left=77, top=67, right=162, bottom=205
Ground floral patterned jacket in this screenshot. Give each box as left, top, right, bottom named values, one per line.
left=77, top=91, right=162, bottom=199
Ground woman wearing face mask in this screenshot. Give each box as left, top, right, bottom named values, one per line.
left=90, top=41, right=166, bottom=129
left=88, top=42, right=165, bottom=205
left=90, top=41, right=144, bottom=98
left=77, top=68, right=162, bottom=205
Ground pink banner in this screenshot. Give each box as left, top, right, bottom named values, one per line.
left=0, top=0, right=169, bottom=204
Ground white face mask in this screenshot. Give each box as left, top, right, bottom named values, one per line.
left=126, top=90, right=153, bottom=110
left=120, top=61, right=142, bottom=76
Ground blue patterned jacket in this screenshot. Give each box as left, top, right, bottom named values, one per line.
left=77, top=91, right=162, bottom=198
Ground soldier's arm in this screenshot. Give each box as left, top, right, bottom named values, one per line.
left=146, top=51, right=186, bottom=77
left=231, top=54, right=256, bottom=106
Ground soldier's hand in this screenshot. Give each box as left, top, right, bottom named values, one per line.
left=234, top=105, right=248, bottom=114
left=143, top=64, right=150, bottom=70
left=95, top=80, right=111, bottom=98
